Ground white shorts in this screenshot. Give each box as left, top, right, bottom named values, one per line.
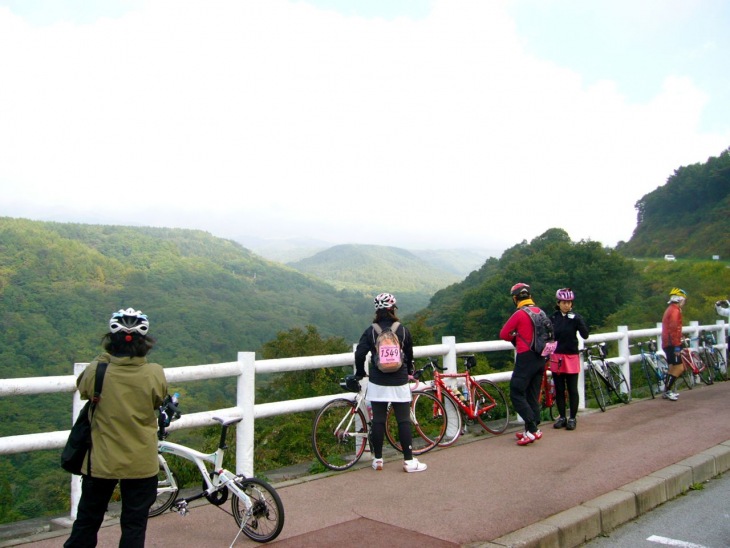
left=365, top=382, right=411, bottom=403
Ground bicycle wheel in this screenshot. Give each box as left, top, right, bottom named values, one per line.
left=641, top=357, right=658, bottom=399
left=695, top=350, right=714, bottom=385
left=606, top=362, right=631, bottom=404
left=549, top=393, right=560, bottom=421
left=312, top=398, right=367, bottom=471
left=713, top=350, right=727, bottom=381
left=474, top=380, right=510, bottom=434
left=386, top=391, right=447, bottom=455
left=547, top=377, right=563, bottom=421
left=433, top=391, right=463, bottom=447
left=149, top=460, right=179, bottom=517
left=231, top=476, right=285, bottom=543
left=586, top=366, right=607, bottom=412
left=655, top=354, right=672, bottom=391
left=678, top=350, right=695, bottom=390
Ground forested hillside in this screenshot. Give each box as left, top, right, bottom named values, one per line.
left=0, top=217, right=372, bottom=379
left=0, top=218, right=374, bottom=523
left=413, top=228, right=730, bottom=370
left=288, top=244, right=461, bottom=311
left=619, top=147, right=730, bottom=258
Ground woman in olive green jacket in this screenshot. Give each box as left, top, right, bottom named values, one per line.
left=65, top=308, right=167, bottom=548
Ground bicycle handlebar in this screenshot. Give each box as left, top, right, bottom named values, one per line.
left=581, top=343, right=607, bottom=359
left=157, top=393, right=182, bottom=440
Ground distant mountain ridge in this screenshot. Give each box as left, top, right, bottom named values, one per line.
left=239, top=235, right=498, bottom=276
left=288, top=244, right=461, bottom=292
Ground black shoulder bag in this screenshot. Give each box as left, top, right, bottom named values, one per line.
left=61, top=362, right=108, bottom=475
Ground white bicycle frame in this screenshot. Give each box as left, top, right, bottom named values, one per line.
left=334, top=385, right=423, bottom=455
left=157, top=417, right=254, bottom=515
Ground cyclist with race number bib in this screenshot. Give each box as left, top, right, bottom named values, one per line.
left=354, top=293, right=426, bottom=473
left=499, top=282, right=548, bottom=446
left=548, top=288, right=589, bottom=431
left=65, top=308, right=167, bottom=548
left=661, top=288, right=687, bottom=401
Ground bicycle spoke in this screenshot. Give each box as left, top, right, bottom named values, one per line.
left=149, top=464, right=179, bottom=517
left=312, top=399, right=367, bottom=471
left=231, top=477, right=285, bottom=543
left=474, top=380, right=510, bottom=434
left=587, top=366, right=607, bottom=411
left=437, top=393, right=463, bottom=447
left=641, top=357, right=658, bottom=399
left=410, top=391, right=447, bottom=454
left=387, top=391, right=447, bottom=455
left=713, top=350, right=727, bottom=381
left=606, top=363, right=631, bottom=404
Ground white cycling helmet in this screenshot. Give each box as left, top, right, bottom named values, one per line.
left=109, top=308, right=150, bottom=335
left=374, top=293, right=397, bottom=310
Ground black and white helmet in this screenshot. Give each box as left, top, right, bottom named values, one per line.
left=109, top=308, right=150, bottom=336
left=374, top=292, right=397, bottom=310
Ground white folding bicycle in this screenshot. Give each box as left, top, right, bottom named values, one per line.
left=151, top=401, right=284, bottom=544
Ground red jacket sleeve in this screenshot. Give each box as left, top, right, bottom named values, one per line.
left=500, top=309, right=534, bottom=354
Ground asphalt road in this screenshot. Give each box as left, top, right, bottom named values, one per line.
left=584, top=472, right=730, bottom=548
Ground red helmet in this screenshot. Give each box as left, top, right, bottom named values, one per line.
left=510, top=283, right=531, bottom=298
left=555, top=288, right=575, bottom=301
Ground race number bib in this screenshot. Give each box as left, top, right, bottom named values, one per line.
left=378, top=344, right=401, bottom=364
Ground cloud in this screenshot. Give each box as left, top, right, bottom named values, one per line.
left=0, top=0, right=727, bottom=251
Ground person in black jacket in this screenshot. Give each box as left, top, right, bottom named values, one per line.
left=354, top=293, right=426, bottom=473
left=547, top=289, right=589, bottom=430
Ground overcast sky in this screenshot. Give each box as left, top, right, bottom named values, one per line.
left=1, top=0, right=728, bottom=253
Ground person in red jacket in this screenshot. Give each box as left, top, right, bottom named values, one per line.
left=661, top=288, right=687, bottom=401
left=499, top=283, right=548, bottom=446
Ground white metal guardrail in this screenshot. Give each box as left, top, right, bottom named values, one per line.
left=0, top=320, right=726, bottom=518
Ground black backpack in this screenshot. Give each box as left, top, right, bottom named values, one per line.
left=519, top=307, right=556, bottom=356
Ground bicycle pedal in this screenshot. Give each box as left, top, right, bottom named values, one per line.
left=174, top=501, right=189, bottom=516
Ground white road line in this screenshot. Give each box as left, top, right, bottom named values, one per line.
left=647, top=535, right=708, bottom=548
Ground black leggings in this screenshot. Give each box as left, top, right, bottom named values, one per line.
left=553, top=372, right=579, bottom=419
left=370, top=400, right=413, bottom=460
left=509, top=352, right=545, bottom=433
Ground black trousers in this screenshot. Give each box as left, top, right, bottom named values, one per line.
left=370, top=400, right=412, bottom=460
left=509, top=351, right=546, bottom=433
left=553, top=372, right=579, bottom=419
left=64, top=474, right=157, bottom=548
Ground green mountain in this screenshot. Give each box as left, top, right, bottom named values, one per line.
left=288, top=244, right=463, bottom=311
left=618, top=147, right=730, bottom=259
left=0, top=217, right=373, bottom=378
left=412, top=148, right=730, bottom=359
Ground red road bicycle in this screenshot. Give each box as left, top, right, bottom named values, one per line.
left=413, top=355, right=510, bottom=447
left=680, top=337, right=713, bottom=386
left=539, top=363, right=562, bottom=421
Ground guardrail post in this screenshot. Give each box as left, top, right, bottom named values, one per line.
left=689, top=321, right=699, bottom=348
left=617, top=326, right=631, bottom=392
left=237, top=352, right=256, bottom=477
left=717, top=319, right=728, bottom=352
left=655, top=323, right=663, bottom=354
left=442, top=336, right=457, bottom=373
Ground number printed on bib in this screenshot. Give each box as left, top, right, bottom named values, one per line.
left=379, top=344, right=401, bottom=364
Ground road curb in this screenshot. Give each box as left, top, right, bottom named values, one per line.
left=482, top=439, right=730, bottom=547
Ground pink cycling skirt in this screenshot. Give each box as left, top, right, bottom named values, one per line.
left=548, top=353, right=581, bottom=374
